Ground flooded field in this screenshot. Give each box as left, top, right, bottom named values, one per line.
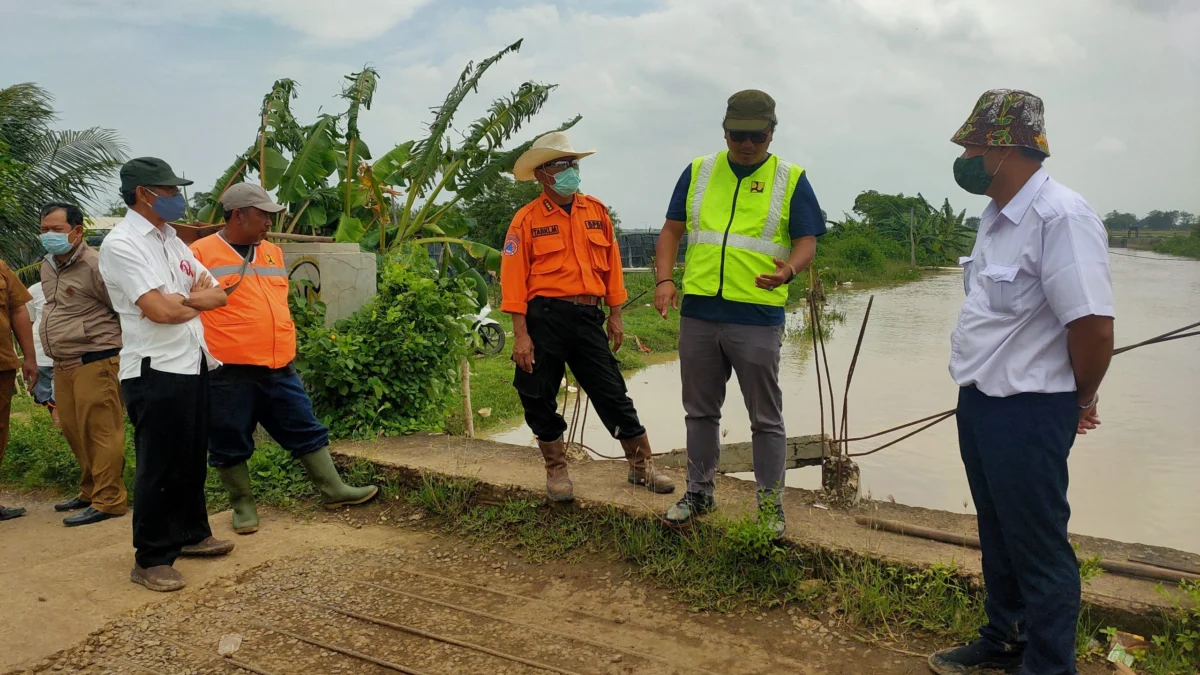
left=489, top=251, right=1200, bottom=553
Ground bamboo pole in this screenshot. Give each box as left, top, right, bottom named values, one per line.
left=461, top=358, right=474, bottom=439
left=855, top=516, right=1200, bottom=584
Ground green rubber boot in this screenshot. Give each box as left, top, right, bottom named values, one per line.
left=216, top=463, right=260, bottom=534
left=299, top=448, right=379, bottom=509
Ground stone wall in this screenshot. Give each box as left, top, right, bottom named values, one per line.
left=280, top=243, right=376, bottom=326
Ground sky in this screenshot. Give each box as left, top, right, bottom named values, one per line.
left=3, top=0, right=1198, bottom=230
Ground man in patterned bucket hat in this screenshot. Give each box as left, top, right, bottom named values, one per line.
left=931, top=90, right=1115, bottom=675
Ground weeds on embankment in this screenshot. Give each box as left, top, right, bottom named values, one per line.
left=337, top=461, right=1198, bottom=672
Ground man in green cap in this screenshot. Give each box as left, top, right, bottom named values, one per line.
left=99, top=157, right=234, bottom=592
left=653, top=90, right=825, bottom=535
left=929, top=90, right=1114, bottom=675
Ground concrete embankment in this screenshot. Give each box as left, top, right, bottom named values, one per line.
left=334, top=434, right=1197, bottom=634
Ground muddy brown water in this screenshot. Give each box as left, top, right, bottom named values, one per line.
left=489, top=251, right=1200, bottom=553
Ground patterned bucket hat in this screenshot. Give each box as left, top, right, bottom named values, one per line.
left=951, top=89, right=1050, bottom=156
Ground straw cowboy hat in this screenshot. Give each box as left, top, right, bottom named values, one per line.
left=512, top=132, right=595, bottom=181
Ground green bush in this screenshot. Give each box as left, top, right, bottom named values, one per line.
left=295, top=249, right=477, bottom=438
left=826, top=233, right=887, bottom=274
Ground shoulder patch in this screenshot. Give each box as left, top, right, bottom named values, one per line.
left=503, top=232, right=520, bottom=256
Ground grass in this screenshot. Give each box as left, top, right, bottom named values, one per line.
left=1152, top=234, right=1200, bottom=259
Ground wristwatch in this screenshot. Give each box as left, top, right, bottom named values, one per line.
left=1078, top=393, right=1099, bottom=410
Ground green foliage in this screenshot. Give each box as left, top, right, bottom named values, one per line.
left=845, top=190, right=974, bottom=266
left=1153, top=232, right=1200, bottom=260
left=1126, top=581, right=1200, bottom=674
left=462, top=177, right=543, bottom=250
left=0, top=83, right=127, bottom=276
left=295, top=250, right=477, bottom=438
left=1104, top=210, right=1140, bottom=232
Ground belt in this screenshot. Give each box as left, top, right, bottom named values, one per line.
left=542, top=295, right=603, bottom=306
left=80, top=348, right=121, bottom=365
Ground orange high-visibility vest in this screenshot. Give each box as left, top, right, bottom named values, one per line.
left=190, top=235, right=296, bottom=368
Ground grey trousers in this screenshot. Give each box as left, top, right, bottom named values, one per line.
left=678, top=316, right=786, bottom=499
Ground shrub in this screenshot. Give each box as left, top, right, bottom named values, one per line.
left=828, top=234, right=887, bottom=274
left=295, top=249, right=477, bottom=438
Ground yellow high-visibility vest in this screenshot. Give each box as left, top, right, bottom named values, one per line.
left=682, top=151, right=804, bottom=306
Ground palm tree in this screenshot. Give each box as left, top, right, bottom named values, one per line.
left=0, top=83, right=127, bottom=277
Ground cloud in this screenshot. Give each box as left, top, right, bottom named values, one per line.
left=4, top=0, right=432, bottom=44
left=2, top=0, right=1196, bottom=226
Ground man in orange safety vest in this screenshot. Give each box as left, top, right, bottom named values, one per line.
left=191, top=183, right=377, bottom=535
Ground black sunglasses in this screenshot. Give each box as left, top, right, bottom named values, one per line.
left=728, top=130, right=770, bottom=143
left=539, top=159, right=579, bottom=171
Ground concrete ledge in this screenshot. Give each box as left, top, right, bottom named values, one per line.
left=333, top=435, right=1195, bottom=634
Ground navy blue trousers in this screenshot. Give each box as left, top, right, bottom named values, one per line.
left=207, top=364, right=329, bottom=468
left=957, top=385, right=1081, bottom=675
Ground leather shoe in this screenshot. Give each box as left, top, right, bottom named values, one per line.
left=0, top=505, right=25, bottom=521
left=55, top=497, right=91, bottom=512
left=179, top=536, right=235, bottom=557
left=130, top=565, right=185, bottom=593
left=63, top=507, right=123, bottom=527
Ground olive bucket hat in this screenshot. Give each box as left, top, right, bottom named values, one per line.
left=951, top=89, right=1050, bottom=156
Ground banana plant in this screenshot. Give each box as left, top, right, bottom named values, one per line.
left=195, top=79, right=303, bottom=223
left=187, top=39, right=578, bottom=308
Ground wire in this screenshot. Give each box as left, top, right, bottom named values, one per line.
left=1108, top=250, right=1196, bottom=262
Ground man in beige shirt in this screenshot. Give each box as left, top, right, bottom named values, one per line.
left=39, top=202, right=127, bottom=527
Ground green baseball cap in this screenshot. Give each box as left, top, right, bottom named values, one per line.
left=119, top=157, right=193, bottom=193
left=723, top=90, right=777, bottom=132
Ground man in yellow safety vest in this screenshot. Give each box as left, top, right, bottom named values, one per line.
left=653, top=90, right=825, bottom=535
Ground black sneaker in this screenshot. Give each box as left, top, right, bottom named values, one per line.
left=663, top=492, right=715, bottom=527
left=928, top=639, right=1023, bottom=675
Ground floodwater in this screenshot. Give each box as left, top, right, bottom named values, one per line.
left=488, top=251, right=1200, bottom=552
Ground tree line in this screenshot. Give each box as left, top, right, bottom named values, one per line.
left=1103, top=210, right=1198, bottom=233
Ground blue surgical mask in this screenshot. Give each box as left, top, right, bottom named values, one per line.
left=40, top=232, right=75, bottom=256
left=147, top=190, right=187, bottom=222
left=550, top=167, right=581, bottom=196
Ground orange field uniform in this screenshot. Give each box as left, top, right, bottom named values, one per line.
left=499, top=193, right=627, bottom=314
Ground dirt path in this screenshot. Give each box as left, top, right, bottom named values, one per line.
left=2, top=493, right=1110, bottom=675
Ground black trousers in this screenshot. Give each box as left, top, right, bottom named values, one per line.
left=515, top=297, right=644, bottom=443
left=121, top=357, right=213, bottom=569
left=957, top=385, right=1080, bottom=675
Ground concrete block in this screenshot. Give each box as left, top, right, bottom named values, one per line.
left=281, top=243, right=377, bottom=326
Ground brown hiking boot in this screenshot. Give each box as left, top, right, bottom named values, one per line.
left=621, top=434, right=675, bottom=494
left=179, top=536, right=235, bottom=557
left=537, top=437, right=574, bottom=503
left=130, top=565, right=186, bottom=593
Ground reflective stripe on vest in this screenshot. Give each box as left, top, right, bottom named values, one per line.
left=682, top=151, right=803, bottom=307
left=190, top=237, right=296, bottom=369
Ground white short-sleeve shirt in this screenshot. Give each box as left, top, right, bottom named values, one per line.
left=27, top=282, right=52, bottom=368
left=949, top=169, right=1115, bottom=397
left=97, top=210, right=220, bottom=380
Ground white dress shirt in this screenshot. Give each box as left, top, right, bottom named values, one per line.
left=949, top=169, right=1114, bottom=397
left=27, top=283, right=52, bottom=368
left=98, top=210, right=220, bottom=380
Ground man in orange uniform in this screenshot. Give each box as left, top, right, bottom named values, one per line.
left=500, top=132, right=674, bottom=502
left=191, top=184, right=377, bottom=534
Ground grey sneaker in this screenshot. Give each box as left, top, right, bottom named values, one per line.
left=757, top=491, right=785, bottom=537
left=663, top=492, right=715, bottom=527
